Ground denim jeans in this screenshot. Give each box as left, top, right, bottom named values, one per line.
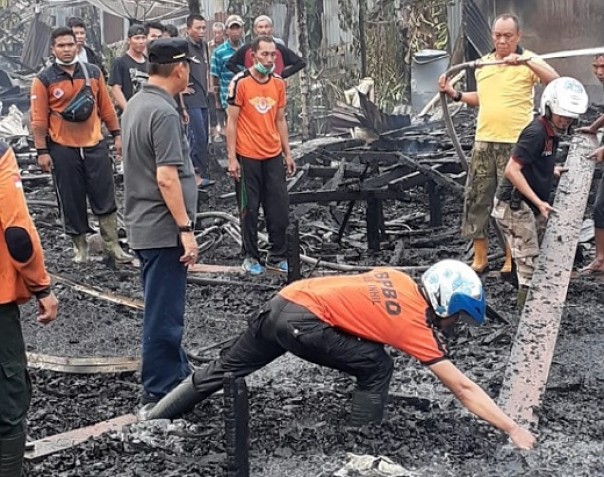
left=187, top=107, right=209, bottom=178
left=136, top=247, right=191, bottom=398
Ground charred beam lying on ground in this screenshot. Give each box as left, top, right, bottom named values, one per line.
left=27, top=353, right=140, bottom=374
left=24, top=414, right=137, bottom=461
left=50, top=273, right=144, bottom=310
left=498, top=134, right=598, bottom=426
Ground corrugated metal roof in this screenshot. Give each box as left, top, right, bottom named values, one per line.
left=463, top=0, right=492, bottom=56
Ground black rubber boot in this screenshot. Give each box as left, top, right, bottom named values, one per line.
left=0, top=432, right=26, bottom=477
left=139, top=375, right=203, bottom=421
left=348, top=390, right=386, bottom=427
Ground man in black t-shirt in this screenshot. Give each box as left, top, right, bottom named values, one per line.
left=225, top=15, right=305, bottom=79
left=109, top=25, right=148, bottom=114
left=491, top=77, right=588, bottom=307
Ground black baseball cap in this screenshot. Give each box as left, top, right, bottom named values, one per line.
left=128, top=24, right=146, bottom=38
left=148, top=38, right=200, bottom=64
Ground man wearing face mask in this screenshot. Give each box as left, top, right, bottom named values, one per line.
left=30, top=27, right=133, bottom=265
left=226, top=36, right=295, bottom=275
left=492, top=77, right=589, bottom=307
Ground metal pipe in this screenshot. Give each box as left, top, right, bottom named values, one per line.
left=445, top=46, right=604, bottom=77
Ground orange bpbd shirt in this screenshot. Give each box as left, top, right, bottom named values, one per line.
left=227, top=70, right=286, bottom=159
left=279, top=268, right=448, bottom=365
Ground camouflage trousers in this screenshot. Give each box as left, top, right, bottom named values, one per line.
left=462, top=141, right=514, bottom=239
left=492, top=199, right=547, bottom=287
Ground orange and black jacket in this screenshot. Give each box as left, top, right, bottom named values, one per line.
left=0, top=142, right=51, bottom=305
left=30, top=62, right=120, bottom=149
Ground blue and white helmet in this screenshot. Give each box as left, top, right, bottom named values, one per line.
left=540, top=77, right=588, bottom=120
left=421, top=259, right=486, bottom=326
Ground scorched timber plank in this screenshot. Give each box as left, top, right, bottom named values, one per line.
left=498, top=134, right=599, bottom=425
left=24, top=414, right=137, bottom=460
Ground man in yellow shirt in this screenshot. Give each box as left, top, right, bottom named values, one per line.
left=439, top=13, right=558, bottom=273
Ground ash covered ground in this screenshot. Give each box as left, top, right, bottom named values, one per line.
left=20, top=118, right=604, bottom=476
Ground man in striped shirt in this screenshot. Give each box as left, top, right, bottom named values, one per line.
left=210, top=14, right=244, bottom=114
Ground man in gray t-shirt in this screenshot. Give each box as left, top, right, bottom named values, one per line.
left=122, top=38, right=199, bottom=406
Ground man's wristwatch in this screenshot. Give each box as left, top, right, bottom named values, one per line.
left=452, top=91, right=463, bottom=102
left=178, top=220, right=194, bottom=233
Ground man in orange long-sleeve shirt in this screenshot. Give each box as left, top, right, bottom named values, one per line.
left=30, top=26, right=132, bottom=264
left=142, top=260, right=535, bottom=451
left=0, top=141, right=58, bottom=476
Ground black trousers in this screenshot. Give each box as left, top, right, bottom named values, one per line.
left=192, top=296, right=394, bottom=400
left=594, top=173, right=604, bottom=229
left=49, top=140, right=117, bottom=236
left=0, top=304, right=30, bottom=438
left=235, top=155, right=289, bottom=262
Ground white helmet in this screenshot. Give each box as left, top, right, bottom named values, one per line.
left=421, top=259, right=486, bottom=326
left=540, top=77, right=589, bottom=119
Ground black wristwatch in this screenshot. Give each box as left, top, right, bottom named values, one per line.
left=178, top=220, right=194, bottom=233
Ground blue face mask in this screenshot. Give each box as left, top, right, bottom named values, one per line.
left=254, top=62, right=275, bottom=76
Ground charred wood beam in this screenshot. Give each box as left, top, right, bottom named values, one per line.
left=305, top=164, right=365, bottom=179
left=291, top=138, right=364, bottom=165
left=339, top=150, right=403, bottom=166
left=418, top=158, right=465, bottom=173
left=287, top=217, right=302, bottom=282
left=392, top=153, right=464, bottom=194
left=24, top=414, right=137, bottom=460
left=27, top=354, right=139, bottom=374
left=289, top=189, right=410, bottom=204
left=362, top=164, right=410, bottom=189
left=50, top=274, right=144, bottom=310
left=293, top=161, right=358, bottom=216
left=287, top=167, right=307, bottom=192
left=388, top=170, right=430, bottom=191
left=366, top=194, right=384, bottom=252
left=380, top=120, right=446, bottom=139
left=427, top=182, right=442, bottom=227
left=21, top=174, right=52, bottom=184
left=323, top=159, right=347, bottom=190
left=498, top=134, right=599, bottom=426
left=331, top=164, right=371, bottom=240
left=224, top=374, right=250, bottom=477
left=187, top=276, right=279, bottom=290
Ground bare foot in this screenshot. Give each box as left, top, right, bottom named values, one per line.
left=580, top=258, right=604, bottom=275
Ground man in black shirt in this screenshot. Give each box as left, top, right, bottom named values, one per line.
left=492, top=77, right=588, bottom=307
left=183, top=14, right=212, bottom=187
left=226, top=14, right=305, bottom=79
left=109, top=25, right=148, bottom=114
